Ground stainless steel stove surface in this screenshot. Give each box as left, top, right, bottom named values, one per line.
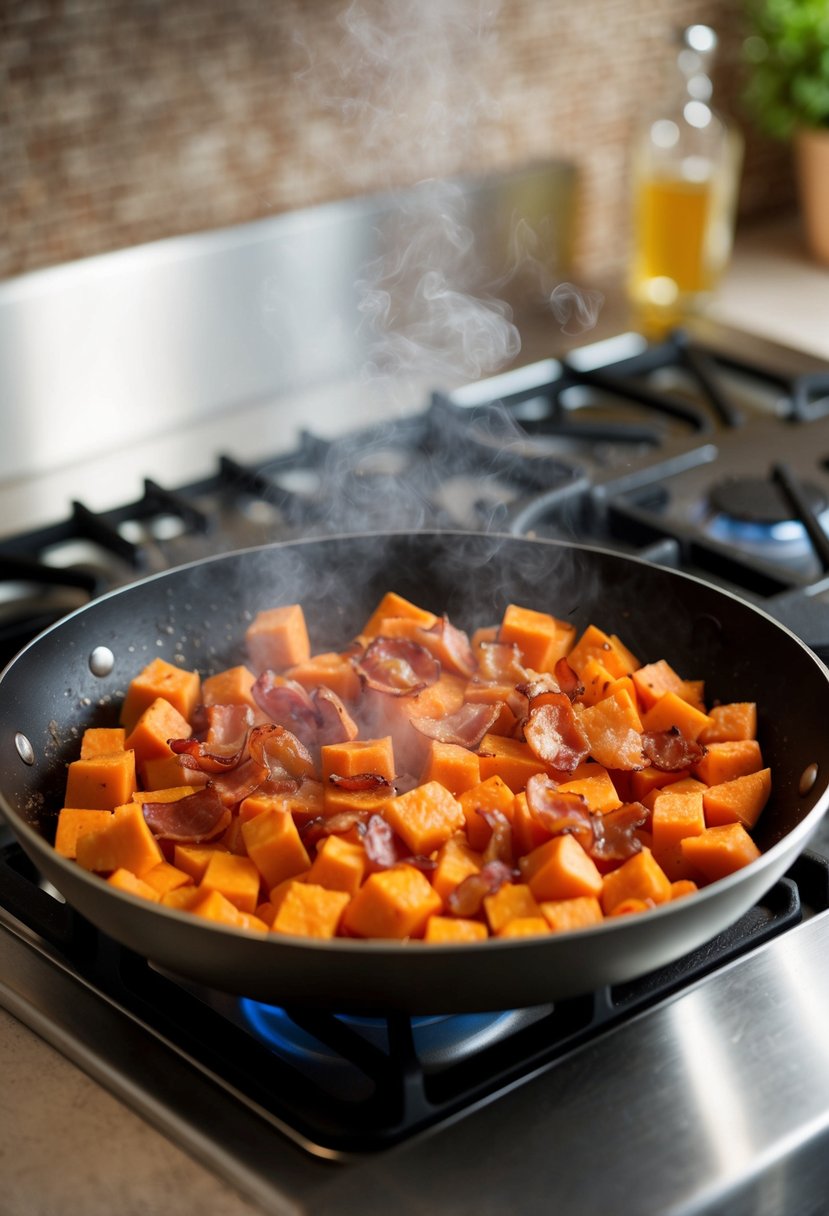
left=3, top=314, right=829, bottom=1215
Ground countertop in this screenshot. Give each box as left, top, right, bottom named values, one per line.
left=1, top=211, right=828, bottom=1216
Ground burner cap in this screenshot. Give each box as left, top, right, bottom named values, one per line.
left=709, top=476, right=827, bottom=525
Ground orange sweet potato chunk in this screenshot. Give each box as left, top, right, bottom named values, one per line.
left=306, top=834, right=368, bottom=897
left=272, top=882, right=351, bottom=938
left=498, top=603, right=575, bottom=673
left=651, top=788, right=706, bottom=881
left=497, top=917, right=551, bottom=938
left=190, top=889, right=269, bottom=932
left=699, top=702, right=757, bottom=744
left=64, top=750, right=137, bottom=811
left=201, top=665, right=261, bottom=715
left=141, top=860, right=194, bottom=897
left=75, top=803, right=163, bottom=877
left=477, top=734, right=548, bottom=792
left=483, top=883, right=542, bottom=934
left=54, top=808, right=113, bottom=858
left=107, top=868, right=160, bottom=902
left=382, top=781, right=465, bottom=857
left=680, top=823, right=761, bottom=880
left=80, top=728, right=127, bottom=759
left=600, top=847, right=672, bottom=915
left=641, top=691, right=713, bottom=742
left=321, top=736, right=396, bottom=783
left=361, top=592, right=437, bottom=639
left=342, top=865, right=442, bottom=939
left=431, top=834, right=482, bottom=903
left=540, top=896, right=604, bottom=933
left=124, top=698, right=192, bottom=775
left=693, top=740, right=763, bottom=787
left=245, top=603, right=311, bottom=673
left=285, top=652, right=362, bottom=703
left=420, top=740, right=481, bottom=795
left=200, top=852, right=262, bottom=913
left=119, top=657, right=201, bottom=734
left=520, top=834, right=603, bottom=902
left=424, top=916, right=489, bottom=943
left=557, top=765, right=622, bottom=814
left=567, top=624, right=639, bottom=680
left=241, top=807, right=311, bottom=889
left=458, top=774, right=516, bottom=851
left=702, top=768, right=772, bottom=831
left=577, top=689, right=645, bottom=771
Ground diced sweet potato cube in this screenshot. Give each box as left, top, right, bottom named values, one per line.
left=540, top=896, right=604, bottom=932
left=141, top=860, right=194, bottom=896
left=463, top=681, right=518, bottom=735
left=285, top=652, right=362, bottom=703
left=306, top=834, right=368, bottom=897
left=201, top=665, right=262, bottom=716
left=510, top=791, right=554, bottom=856
left=75, top=803, right=163, bottom=877
left=173, top=844, right=228, bottom=883
left=629, top=765, right=690, bottom=803
left=631, top=659, right=686, bottom=710
left=107, top=868, right=160, bottom=902
left=600, top=847, right=672, bottom=915
left=670, top=879, right=699, bottom=899
left=577, top=689, right=645, bottom=771
left=64, top=750, right=137, bottom=810
left=477, top=734, right=548, bottom=792
left=608, top=897, right=652, bottom=916
left=200, top=852, right=262, bottom=913
left=519, top=834, right=603, bottom=902
left=54, top=808, right=113, bottom=858
left=119, top=657, right=201, bottom=734
left=641, top=776, right=706, bottom=812
left=241, top=807, right=311, bottom=888
left=693, top=740, right=763, bottom=787
left=361, top=592, right=437, bottom=638
left=576, top=656, right=617, bottom=707
left=699, top=702, right=757, bottom=743
left=240, top=780, right=325, bottom=827
left=342, top=865, right=442, bottom=939
left=382, top=781, right=465, bottom=857
left=567, top=624, right=639, bottom=679
left=190, top=888, right=269, bottom=932
left=483, top=883, right=542, bottom=934
left=498, top=603, right=575, bottom=673
left=680, top=822, right=762, bottom=880
left=497, top=917, right=551, bottom=938
left=420, top=740, right=481, bottom=795
left=80, top=728, right=127, bottom=759
left=160, top=886, right=203, bottom=912
left=641, top=691, right=713, bottom=742
left=141, top=754, right=207, bottom=791
left=424, top=916, right=489, bottom=943
left=557, top=765, right=622, bottom=814
left=322, top=782, right=396, bottom=817
left=431, top=834, right=482, bottom=903
left=458, top=774, right=516, bottom=851
left=651, top=788, right=706, bottom=880
left=124, top=698, right=192, bottom=776
left=321, top=736, right=396, bottom=783
left=702, top=768, right=772, bottom=831
left=245, top=603, right=311, bottom=672
left=132, top=785, right=202, bottom=806
left=271, top=881, right=350, bottom=938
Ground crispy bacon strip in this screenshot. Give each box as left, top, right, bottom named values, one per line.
left=328, top=772, right=393, bottom=793
left=248, top=723, right=317, bottom=782
left=417, top=616, right=478, bottom=678
left=353, top=637, right=441, bottom=696
left=591, top=802, right=649, bottom=863
left=447, top=859, right=514, bottom=917
left=141, top=787, right=229, bottom=842
left=410, top=702, right=501, bottom=749
left=480, top=808, right=514, bottom=866
left=313, top=686, right=359, bottom=746
left=209, top=756, right=272, bottom=807
left=169, top=704, right=253, bottom=773
left=643, top=727, right=706, bottom=772
left=524, top=772, right=593, bottom=837
left=523, top=694, right=590, bottom=773
left=251, top=672, right=320, bottom=745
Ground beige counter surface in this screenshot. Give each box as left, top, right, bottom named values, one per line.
left=1, top=211, right=828, bottom=1216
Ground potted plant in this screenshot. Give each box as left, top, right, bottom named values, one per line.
left=743, top=0, right=829, bottom=264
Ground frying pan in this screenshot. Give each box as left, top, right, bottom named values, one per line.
left=1, top=530, right=827, bottom=1014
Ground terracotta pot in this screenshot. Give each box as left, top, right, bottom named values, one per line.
left=795, top=127, right=829, bottom=265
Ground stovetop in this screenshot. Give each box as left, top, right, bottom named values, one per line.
left=3, top=319, right=829, bottom=1214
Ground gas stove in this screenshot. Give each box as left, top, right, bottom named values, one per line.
left=3, top=317, right=829, bottom=1215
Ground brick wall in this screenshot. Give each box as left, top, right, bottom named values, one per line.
left=0, top=0, right=794, bottom=283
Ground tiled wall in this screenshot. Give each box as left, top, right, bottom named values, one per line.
left=1, top=0, right=793, bottom=284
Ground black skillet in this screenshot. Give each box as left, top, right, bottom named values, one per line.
left=0, top=530, right=827, bottom=1014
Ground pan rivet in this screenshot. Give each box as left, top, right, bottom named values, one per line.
left=14, top=733, right=34, bottom=766
left=89, top=646, right=115, bottom=677
left=799, top=763, right=819, bottom=796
